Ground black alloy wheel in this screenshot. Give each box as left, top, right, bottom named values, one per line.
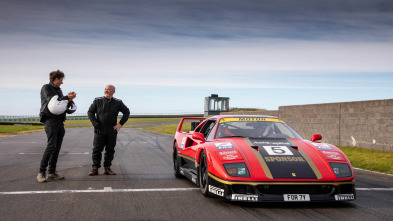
left=173, top=142, right=182, bottom=178
left=199, top=151, right=210, bottom=197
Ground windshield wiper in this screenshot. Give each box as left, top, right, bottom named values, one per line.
left=219, top=135, right=245, bottom=138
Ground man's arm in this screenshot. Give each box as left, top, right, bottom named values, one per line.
left=41, top=84, right=55, bottom=103
left=113, top=101, right=130, bottom=131
left=118, top=101, right=130, bottom=126
left=87, top=99, right=100, bottom=128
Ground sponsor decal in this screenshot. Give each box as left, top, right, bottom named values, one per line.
left=180, top=137, right=187, bottom=150
left=215, top=142, right=234, bottom=150
left=220, top=117, right=284, bottom=123
left=218, top=150, right=238, bottom=155
left=263, top=146, right=293, bottom=155
left=311, top=143, right=333, bottom=150
left=253, top=141, right=290, bottom=146
left=222, top=154, right=240, bottom=160
left=264, top=156, right=305, bottom=162
left=335, top=194, right=355, bottom=201
left=216, top=150, right=242, bottom=161
left=320, top=150, right=344, bottom=160
left=231, top=194, right=258, bottom=202
left=208, top=185, right=224, bottom=197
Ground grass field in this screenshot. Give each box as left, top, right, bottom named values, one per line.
left=0, top=125, right=44, bottom=133
left=338, top=146, right=393, bottom=174
left=1, top=118, right=392, bottom=174
left=63, top=118, right=182, bottom=126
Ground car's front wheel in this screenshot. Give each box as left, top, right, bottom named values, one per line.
left=199, top=150, right=210, bottom=197
left=173, top=142, right=182, bottom=178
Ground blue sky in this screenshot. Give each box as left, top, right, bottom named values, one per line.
left=1, top=0, right=393, bottom=115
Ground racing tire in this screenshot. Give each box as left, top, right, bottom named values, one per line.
left=173, top=142, right=183, bottom=178
left=199, top=151, right=210, bottom=197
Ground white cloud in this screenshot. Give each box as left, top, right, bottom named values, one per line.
left=1, top=38, right=393, bottom=90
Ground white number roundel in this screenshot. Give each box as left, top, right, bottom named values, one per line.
left=263, top=146, right=293, bottom=155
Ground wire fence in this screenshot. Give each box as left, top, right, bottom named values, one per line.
left=0, top=112, right=204, bottom=122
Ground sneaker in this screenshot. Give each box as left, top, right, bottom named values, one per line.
left=37, top=173, right=47, bottom=183
left=46, top=173, right=65, bottom=181
left=104, top=167, right=116, bottom=175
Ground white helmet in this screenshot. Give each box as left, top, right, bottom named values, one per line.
left=48, top=95, right=68, bottom=115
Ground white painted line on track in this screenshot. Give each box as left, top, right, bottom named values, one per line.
left=0, top=188, right=200, bottom=195
left=0, top=142, right=37, bottom=144
left=19, top=152, right=89, bottom=155
left=353, top=167, right=393, bottom=177
left=0, top=187, right=391, bottom=195
left=356, top=188, right=393, bottom=191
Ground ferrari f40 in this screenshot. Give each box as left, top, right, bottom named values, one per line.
left=172, top=115, right=356, bottom=202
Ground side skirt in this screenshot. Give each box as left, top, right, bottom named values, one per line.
left=179, top=167, right=198, bottom=185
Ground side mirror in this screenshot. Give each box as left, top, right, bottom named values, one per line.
left=311, top=134, right=322, bottom=143
left=192, top=132, right=206, bottom=143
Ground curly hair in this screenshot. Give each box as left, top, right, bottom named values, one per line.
left=49, top=70, right=65, bottom=82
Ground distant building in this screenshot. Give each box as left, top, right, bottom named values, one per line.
left=204, top=94, right=229, bottom=116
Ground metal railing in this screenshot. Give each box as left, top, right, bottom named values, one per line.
left=0, top=112, right=204, bottom=122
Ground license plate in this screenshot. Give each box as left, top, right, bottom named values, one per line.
left=284, top=194, right=310, bottom=201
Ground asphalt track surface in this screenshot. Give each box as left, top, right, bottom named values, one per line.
left=0, top=128, right=392, bottom=221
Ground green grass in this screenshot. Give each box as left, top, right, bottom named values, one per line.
left=63, top=118, right=182, bottom=126
left=338, top=146, right=393, bottom=174
left=139, top=122, right=191, bottom=134
left=0, top=125, right=44, bottom=133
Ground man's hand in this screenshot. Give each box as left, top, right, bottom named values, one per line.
left=68, top=91, right=77, bottom=100
left=113, top=123, right=122, bottom=131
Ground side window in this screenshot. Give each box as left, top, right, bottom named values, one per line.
left=199, top=120, right=216, bottom=139
left=206, top=122, right=217, bottom=141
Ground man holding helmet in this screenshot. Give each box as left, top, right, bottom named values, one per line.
left=37, top=70, right=77, bottom=183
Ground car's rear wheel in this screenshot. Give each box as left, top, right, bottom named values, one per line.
left=173, top=142, right=182, bottom=178
left=199, top=151, right=210, bottom=197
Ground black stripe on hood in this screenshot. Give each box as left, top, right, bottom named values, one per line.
left=250, top=138, right=317, bottom=179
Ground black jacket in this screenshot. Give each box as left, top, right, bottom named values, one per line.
left=88, top=96, right=130, bottom=134
left=40, top=82, right=74, bottom=122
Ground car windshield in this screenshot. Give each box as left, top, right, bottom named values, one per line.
left=215, top=118, right=303, bottom=139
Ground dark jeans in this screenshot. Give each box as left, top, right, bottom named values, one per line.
left=39, top=119, right=65, bottom=174
left=92, top=132, right=117, bottom=168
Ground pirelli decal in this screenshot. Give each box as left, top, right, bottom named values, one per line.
left=248, top=138, right=321, bottom=179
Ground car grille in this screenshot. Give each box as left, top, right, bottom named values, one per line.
left=230, top=183, right=354, bottom=195
left=256, top=185, right=335, bottom=194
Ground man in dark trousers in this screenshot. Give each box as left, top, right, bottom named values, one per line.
left=87, top=85, right=130, bottom=175
left=38, top=70, right=77, bottom=183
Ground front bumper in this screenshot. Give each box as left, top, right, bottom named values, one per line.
left=207, top=173, right=356, bottom=202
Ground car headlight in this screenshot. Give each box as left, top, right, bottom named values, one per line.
left=329, top=163, right=352, bottom=178
left=223, top=163, right=250, bottom=177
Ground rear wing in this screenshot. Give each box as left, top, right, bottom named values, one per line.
left=176, top=117, right=206, bottom=132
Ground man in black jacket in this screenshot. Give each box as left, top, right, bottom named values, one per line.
left=87, top=85, right=130, bottom=176
left=37, top=70, right=77, bottom=183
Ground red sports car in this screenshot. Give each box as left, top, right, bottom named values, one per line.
left=173, top=115, right=356, bottom=202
